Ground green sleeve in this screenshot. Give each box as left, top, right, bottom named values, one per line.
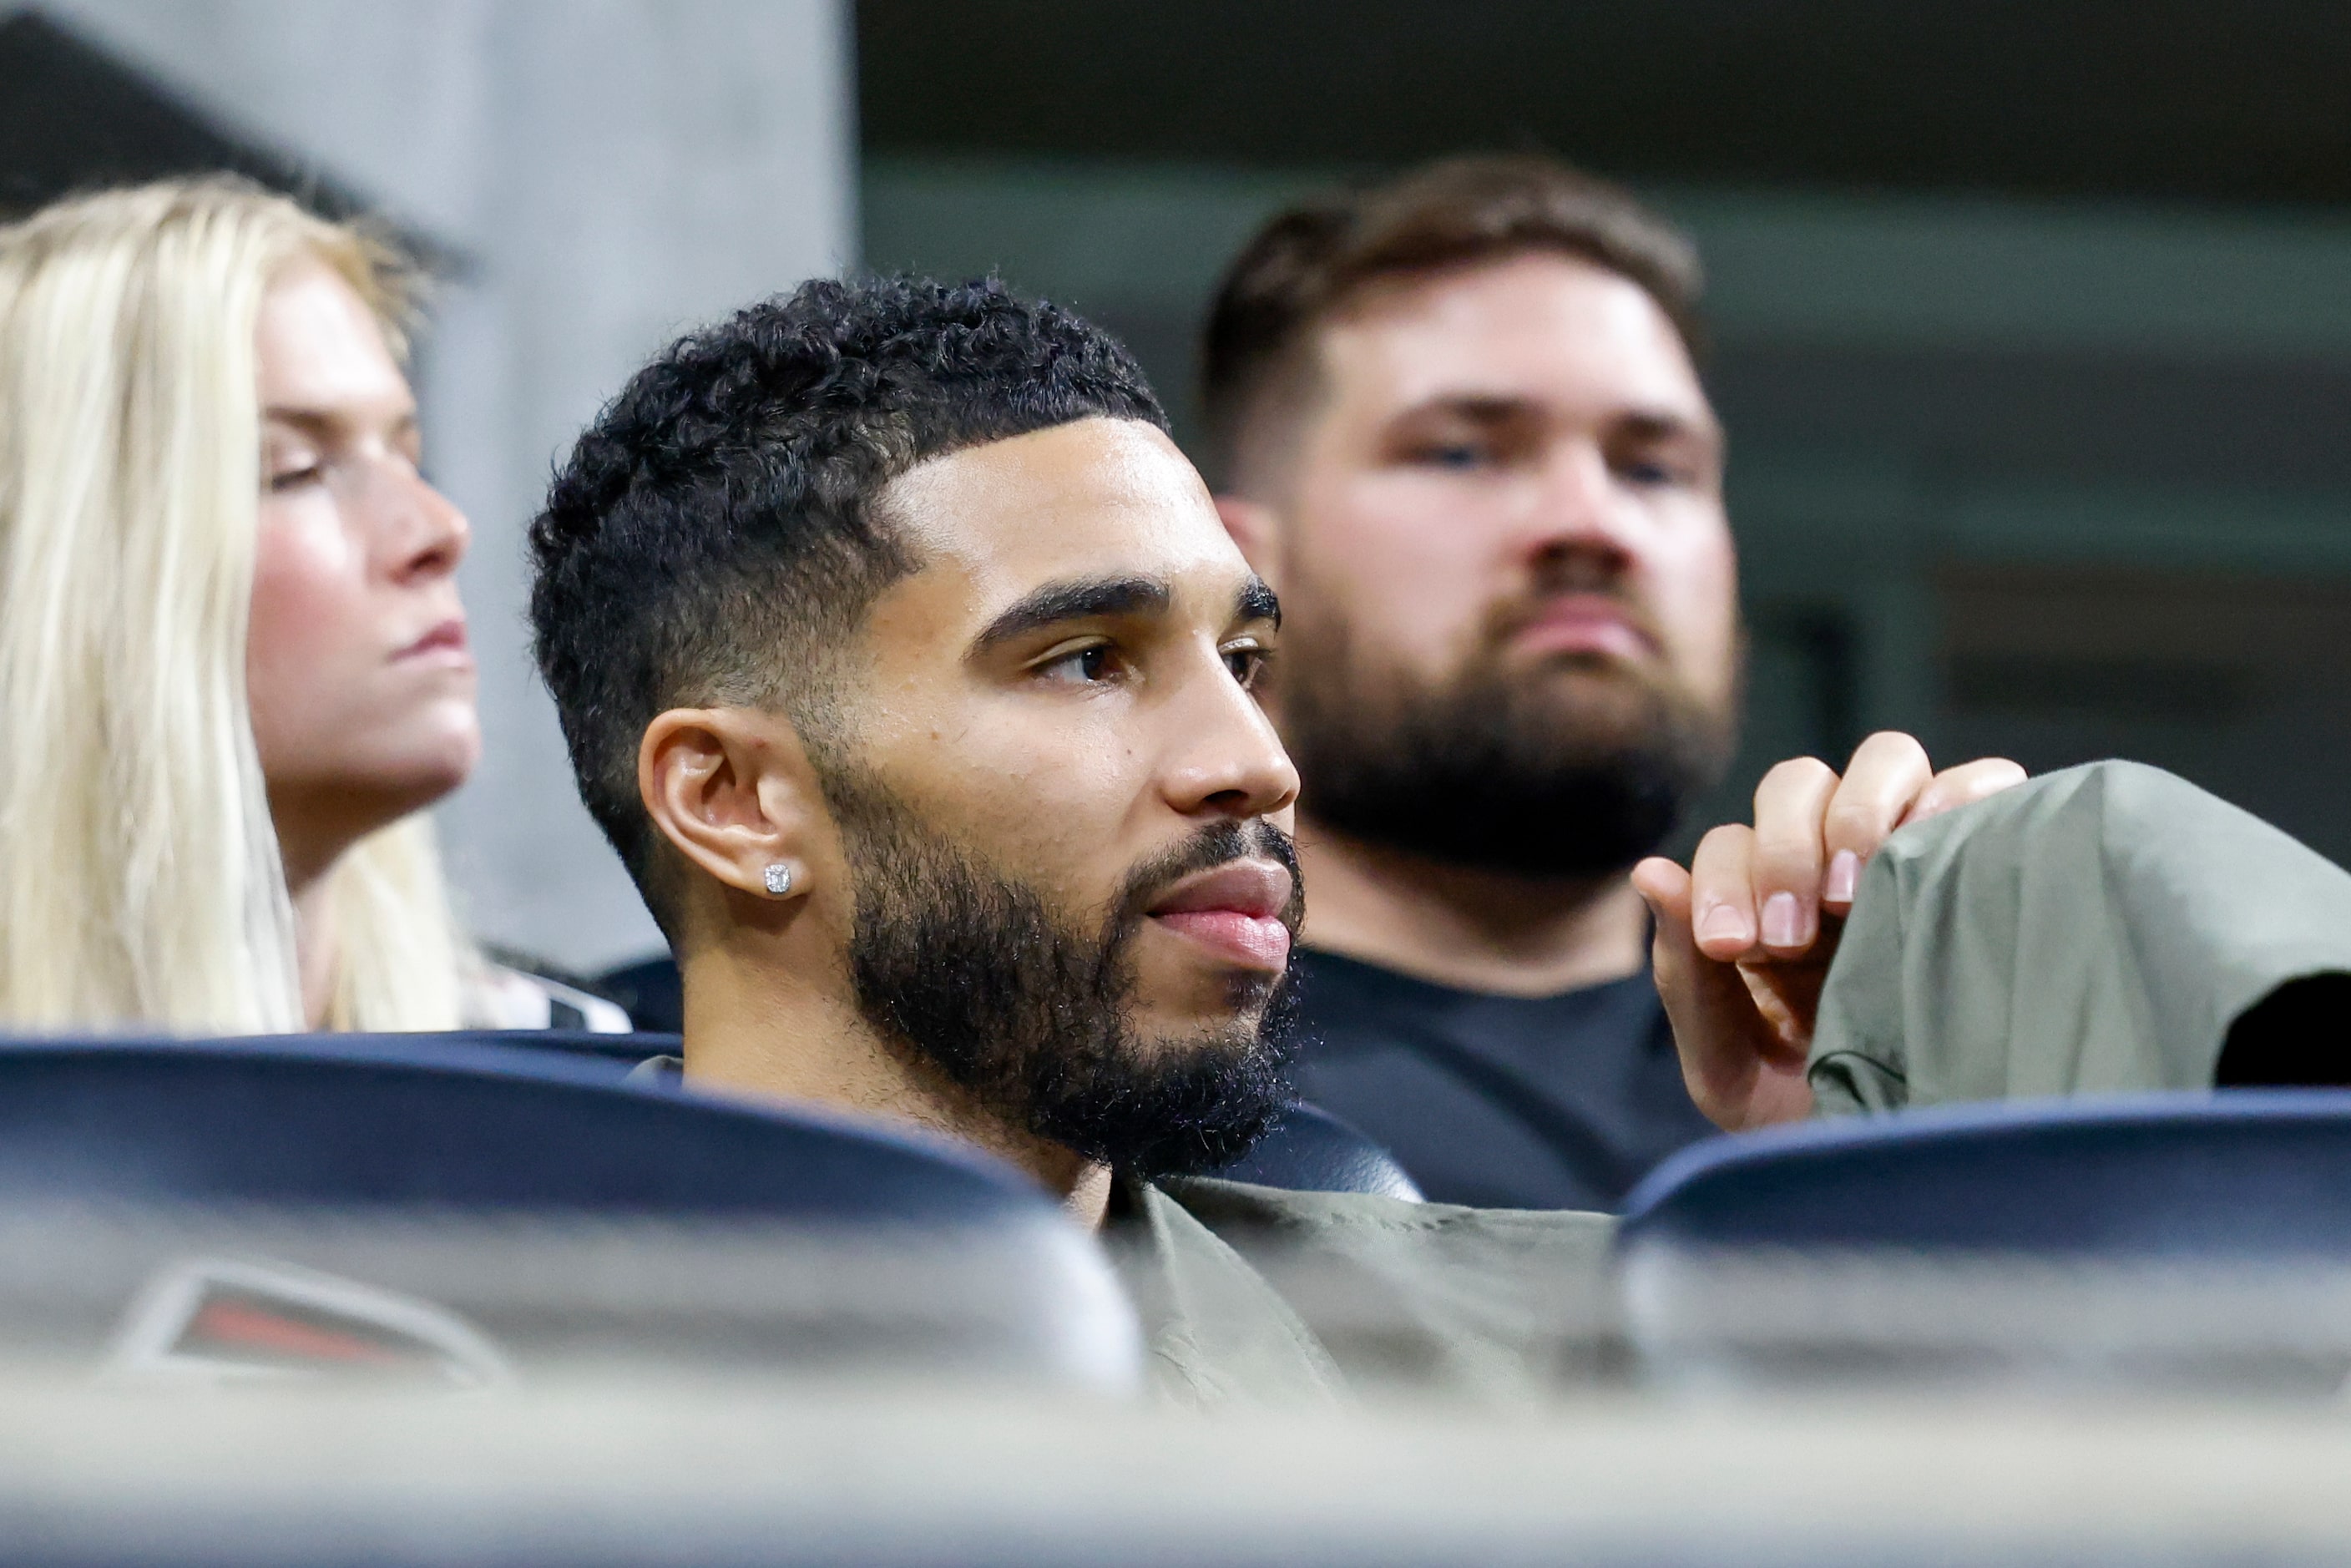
left=1807, top=760, right=2351, bottom=1111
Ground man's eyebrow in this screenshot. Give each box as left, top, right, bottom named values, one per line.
left=1399, top=393, right=1538, bottom=426
left=1235, top=574, right=1280, bottom=630
left=1401, top=394, right=1722, bottom=448
left=1616, top=407, right=1722, bottom=448
left=972, top=574, right=1172, bottom=653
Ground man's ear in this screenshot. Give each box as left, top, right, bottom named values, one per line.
left=638, top=707, right=823, bottom=905
left=1214, top=493, right=1283, bottom=586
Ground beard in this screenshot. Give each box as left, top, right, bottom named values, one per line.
left=823, top=768, right=1303, bottom=1179
left=1277, top=588, right=1738, bottom=880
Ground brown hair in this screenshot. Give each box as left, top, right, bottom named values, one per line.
left=1199, top=154, right=1703, bottom=485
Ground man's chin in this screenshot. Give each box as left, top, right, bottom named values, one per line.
left=1028, top=1033, right=1294, bottom=1181
left=1509, top=660, right=1679, bottom=727
left=1121, top=1011, right=1277, bottom=1067
left=1131, top=935, right=1287, bottom=1017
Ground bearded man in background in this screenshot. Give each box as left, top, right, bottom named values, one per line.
left=1206, top=156, right=1767, bottom=1207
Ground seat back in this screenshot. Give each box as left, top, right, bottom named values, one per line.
left=426, top=1028, right=680, bottom=1073
left=1618, top=1091, right=2351, bottom=1390
left=594, top=954, right=683, bottom=1033
left=1208, top=1102, right=1424, bottom=1201
left=1620, top=1090, right=2351, bottom=1257
left=0, top=1034, right=1138, bottom=1389
left=503, top=1025, right=1429, bottom=1202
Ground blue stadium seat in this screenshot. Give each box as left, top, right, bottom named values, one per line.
left=0, top=1033, right=1138, bottom=1388
left=0, top=1032, right=1034, bottom=1216
left=501, top=1020, right=1427, bottom=1199
left=422, top=1031, right=1428, bottom=1206
left=1617, top=1092, right=2351, bottom=1391
left=446, top=1027, right=680, bottom=1074
left=1207, top=1101, right=1424, bottom=1201
left=594, top=954, right=682, bottom=1032
left=1619, top=1090, right=2351, bottom=1258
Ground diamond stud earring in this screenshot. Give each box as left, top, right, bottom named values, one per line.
left=761, top=862, right=795, bottom=898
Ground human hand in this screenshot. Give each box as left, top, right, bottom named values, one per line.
left=1630, top=733, right=2027, bottom=1130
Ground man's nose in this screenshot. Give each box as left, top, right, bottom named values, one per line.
left=1518, top=440, right=1636, bottom=570
left=1160, top=652, right=1302, bottom=822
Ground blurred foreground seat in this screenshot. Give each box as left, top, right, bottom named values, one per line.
left=508, top=1015, right=1428, bottom=1199
left=1618, top=1090, right=2351, bottom=1392
left=0, top=1034, right=1138, bottom=1392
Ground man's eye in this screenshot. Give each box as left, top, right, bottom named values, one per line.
left=1620, top=455, right=1691, bottom=488
left=1222, top=645, right=1270, bottom=690
left=1415, top=443, right=1489, bottom=471
left=1036, top=644, right=1118, bottom=686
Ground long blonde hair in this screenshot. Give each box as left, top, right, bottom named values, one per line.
left=0, top=177, right=469, bottom=1034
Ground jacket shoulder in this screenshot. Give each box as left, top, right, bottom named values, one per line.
left=1153, top=1176, right=1620, bottom=1403
left=1160, top=1175, right=1611, bottom=1238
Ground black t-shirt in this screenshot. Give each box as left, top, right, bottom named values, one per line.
left=1286, top=948, right=1716, bottom=1212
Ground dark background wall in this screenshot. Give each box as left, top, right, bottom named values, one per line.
left=858, top=0, right=2351, bottom=862
left=860, top=0, right=2351, bottom=207
left=10, top=2, right=2349, bottom=888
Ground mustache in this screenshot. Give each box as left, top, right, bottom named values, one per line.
left=1483, top=548, right=1666, bottom=653
left=1113, top=820, right=1303, bottom=934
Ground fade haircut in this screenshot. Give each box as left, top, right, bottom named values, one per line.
left=529, top=276, right=1166, bottom=929
left=1199, top=154, right=1703, bottom=487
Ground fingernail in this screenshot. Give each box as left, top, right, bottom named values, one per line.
left=1762, top=891, right=1804, bottom=948
left=1696, top=903, right=1752, bottom=947
left=1824, top=850, right=1860, bottom=904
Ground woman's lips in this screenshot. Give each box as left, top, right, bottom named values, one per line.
left=1147, top=860, right=1296, bottom=972
left=394, top=619, right=471, bottom=664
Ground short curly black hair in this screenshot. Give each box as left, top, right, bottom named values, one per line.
left=529, top=276, right=1166, bottom=928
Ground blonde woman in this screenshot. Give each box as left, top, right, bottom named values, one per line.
left=0, top=177, right=623, bottom=1034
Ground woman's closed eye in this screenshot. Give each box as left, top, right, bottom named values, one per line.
left=263, top=432, right=326, bottom=493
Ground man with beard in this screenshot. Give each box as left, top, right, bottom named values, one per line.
left=528, top=276, right=1621, bottom=1405
left=1204, top=157, right=2017, bottom=1209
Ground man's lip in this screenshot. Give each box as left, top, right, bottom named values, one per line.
left=1506, top=595, right=1657, bottom=660
left=394, top=619, right=470, bottom=661
left=1145, top=858, right=1294, bottom=921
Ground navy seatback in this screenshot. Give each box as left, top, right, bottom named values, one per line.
left=1208, top=1102, right=1424, bottom=1201
left=0, top=1032, right=1024, bottom=1218
left=595, top=955, right=682, bottom=1032
left=508, top=1024, right=1429, bottom=1202
left=1619, top=1094, right=2351, bottom=1391
left=1620, top=1090, right=2351, bottom=1259
left=442, top=1028, right=680, bottom=1074
left=0, top=1034, right=1140, bottom=1388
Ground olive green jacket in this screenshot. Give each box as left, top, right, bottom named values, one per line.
left=1107, top=761, right=2351, bottom=1407
left=1810, top=760, right=2351, bottom=1110
left=631, top=1055, right=1621, bottom=1405
left=1108, top=1176, right=1617, bottom=1409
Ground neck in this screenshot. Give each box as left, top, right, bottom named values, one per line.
left=680, top=942, right=1115, bottom=1228
left=286, top=864, right=341, bottom=1031
left=1294, top=812, right=1648, bottom=996
left=273, top=791, right=395, bottom=1032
